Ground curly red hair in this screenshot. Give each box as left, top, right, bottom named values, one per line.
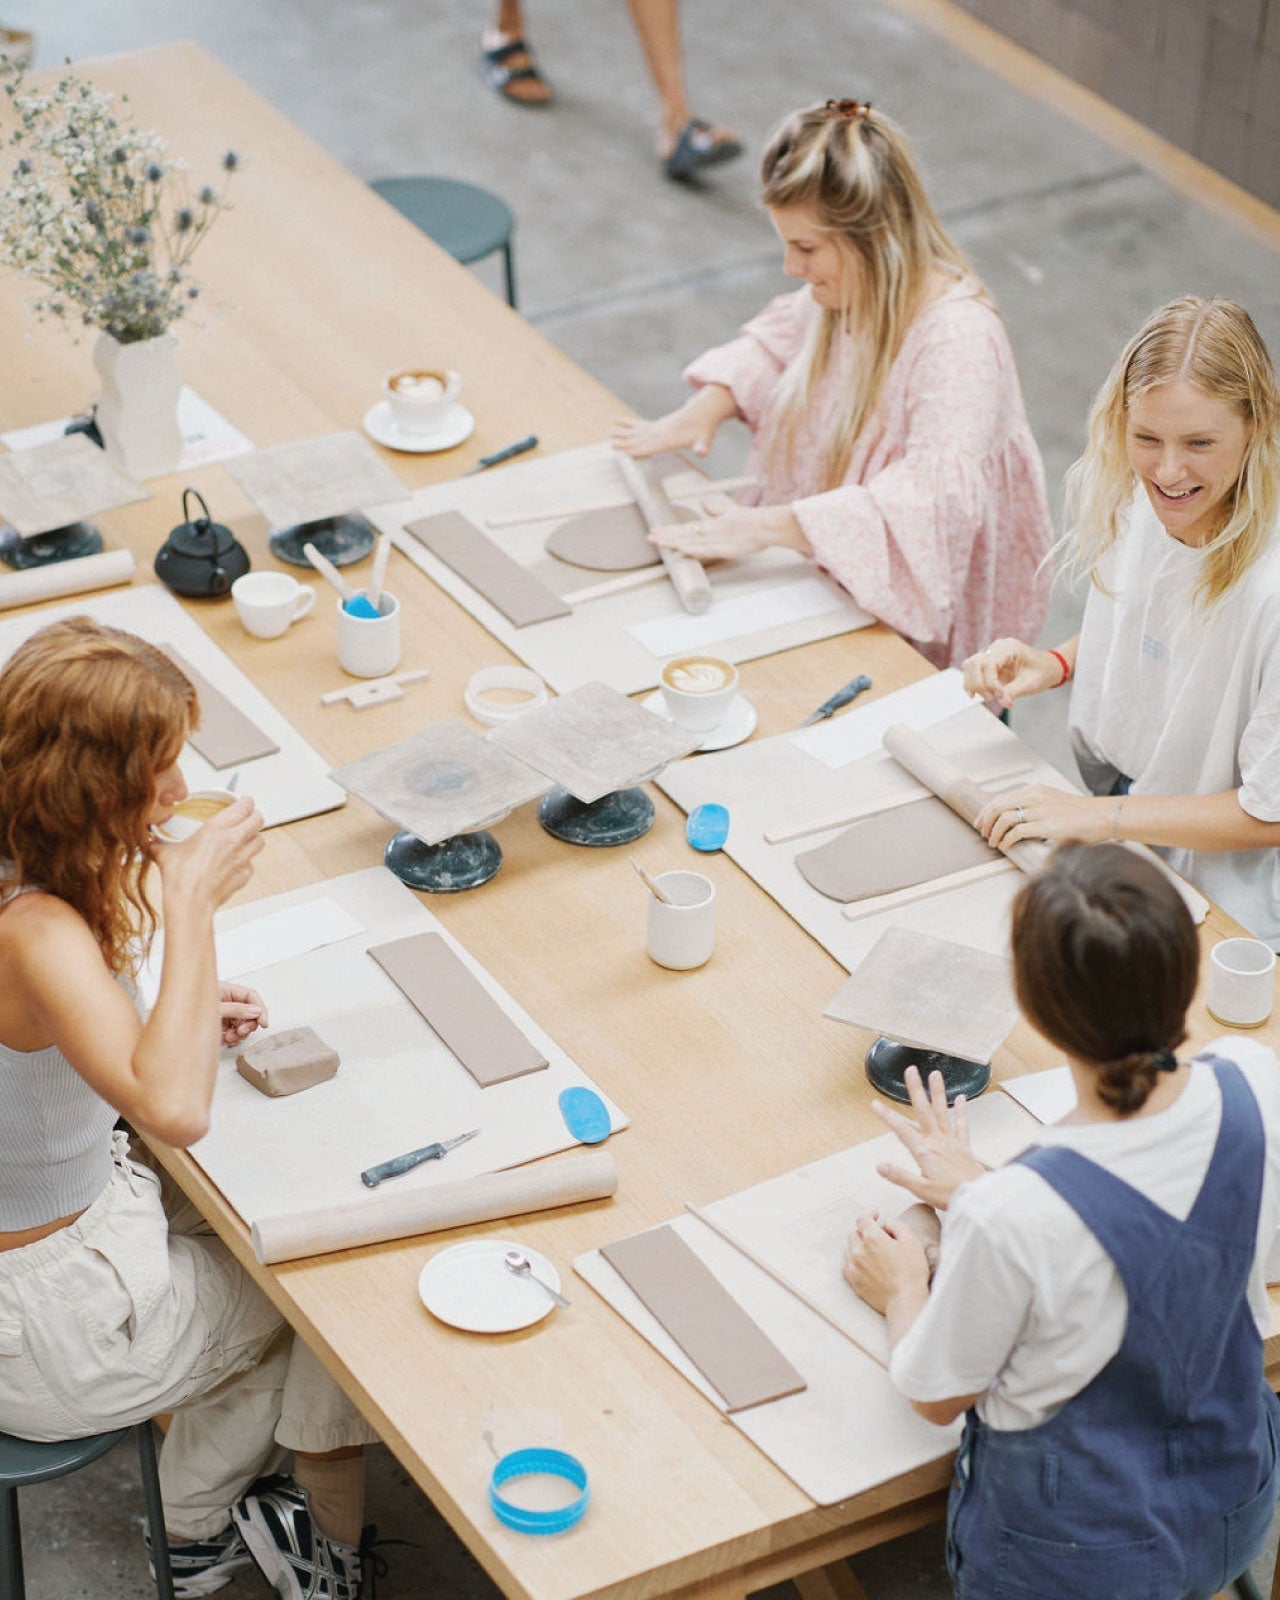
left=0, top=617, right=197, bottom=973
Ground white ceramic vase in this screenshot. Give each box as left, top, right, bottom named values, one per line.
left=93, top=330, right=183, bottom=480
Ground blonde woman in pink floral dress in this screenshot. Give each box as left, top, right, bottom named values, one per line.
left=613, top=100, right=1052, bottom=669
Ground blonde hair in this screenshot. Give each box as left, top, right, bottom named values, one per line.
left=1064, top=296, right=1280, bottom=609
left=0, top=618, right=197, bottom=973
left=758, top=102, right=978, bottom=490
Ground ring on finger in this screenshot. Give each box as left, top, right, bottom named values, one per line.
left=1016, top=803, right=1026, bottom=825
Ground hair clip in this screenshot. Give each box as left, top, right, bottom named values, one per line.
left=825, top=98, right=872, bottom=121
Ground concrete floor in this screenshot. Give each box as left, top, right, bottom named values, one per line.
left=8, top=0, right=1280, bottom=1595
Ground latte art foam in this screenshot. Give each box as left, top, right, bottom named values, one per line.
left=663, top=656, right=733, bottom=694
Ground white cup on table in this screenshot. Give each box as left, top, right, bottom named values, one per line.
left=337, top=590, right=401, bottom=678
left=232, top=571, right=315, bottom=639
left=659, top=655, right=738, bottom=734
left=646, top=870, right=715, bottom=970
left=1206, top=937, right=1277, bottom=1029
left=384, top=367, right=461, bottom=435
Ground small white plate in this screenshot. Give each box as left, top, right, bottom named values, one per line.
left=642, top=690, right=757, bottom=752
left=417, top=1237, right=562, bottom=1334
left=363, top=400, right=475, bottom=454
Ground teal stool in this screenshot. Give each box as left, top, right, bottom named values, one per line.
left=0, top=1422, right=174, bottom=1599
left=370, top=176, right=517, bottom=307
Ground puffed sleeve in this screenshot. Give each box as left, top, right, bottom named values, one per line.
left=890, top=1184, right=1033, bottom=1405
left=794, top=317, right=1042, bottom=657
left=682, top=289, right=816, bottom=431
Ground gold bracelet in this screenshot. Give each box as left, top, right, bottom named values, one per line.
left=1112, top=796, right=1126, bottom=841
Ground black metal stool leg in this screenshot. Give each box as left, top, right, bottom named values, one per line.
left=136, top=1422, right=176, bottom=1600
left=502, top=240, right=517, bottom=309
left=1, top=1483, right=25, bottom=1600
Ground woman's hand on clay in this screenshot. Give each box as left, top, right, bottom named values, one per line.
left=611, top=385, right=734, bottom=460
left=649, top=496, right=810, bottom=561
left=872, top=1065, right=986, bottom=1209
left=219, top=981, right=268, bottom=1047
left=961, top=638, right=1063, bottom=709
left=155, top=795, right=264, bottom=911
left=842, top=1213, right=929, bottom=1314
left=977, top=783, right=1112, bottom=851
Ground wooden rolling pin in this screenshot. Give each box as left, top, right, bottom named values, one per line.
left=251, top=1148, right=618, bottom=1264
left=0, top=548, right=135, bottom=612
left=881, top=721, right=1051, bottom=876
left=616, top=455, right=713, bottom=615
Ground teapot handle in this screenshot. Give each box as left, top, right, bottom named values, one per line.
left=182, top=486, right=214, bottom=531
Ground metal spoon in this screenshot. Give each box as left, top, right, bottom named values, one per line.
left=503, top=1248, right=569, bottom=1309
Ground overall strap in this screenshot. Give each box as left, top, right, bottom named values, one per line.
left=1185, top=1059, right=1266, bottom=1236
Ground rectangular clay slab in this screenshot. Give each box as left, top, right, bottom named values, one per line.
left=237, top=1025, right=340, bottom=1097
left=159, top=644, right=280, bottom=769
left=403, top=511, right=572, bottom=627
left=601, top=1223, right=807, bottom=1412
left=368, top=931, right=548, bottom=1087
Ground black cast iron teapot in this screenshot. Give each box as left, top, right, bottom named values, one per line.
left=154, top=488, right=250, bottom=598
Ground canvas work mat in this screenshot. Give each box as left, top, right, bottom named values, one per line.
left=371, top=441, right=873, bottom=694
left=189, top=868, right=628, bottom=1228
left=656, top=674, right=1208, bottom=974
left=0, top=584, right=344, bottom=827
left=574, top=1091, right=1040, bottom=1506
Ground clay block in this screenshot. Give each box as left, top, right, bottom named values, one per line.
left=237, top=1026, right=340, bottom=1097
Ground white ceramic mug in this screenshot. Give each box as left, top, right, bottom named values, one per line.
left=384, top=367, right=461, bottom=435
left=1207, top=937, right=1277, bottom=1028
left=153, top=787, right=238, bottom=843
left=646, top=870, right=715, bottom=970
left=232, top=571, right=315, bottom=639
left=337, top=590, right=401, bottom=678
left=659, top=655, right=738, bottom=734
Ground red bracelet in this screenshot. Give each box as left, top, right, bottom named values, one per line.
left=1047, top=648, right=1072, bottom=686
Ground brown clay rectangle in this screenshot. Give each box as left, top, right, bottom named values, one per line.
left=367, top=931, right=548, bottom=1087
left=237, top=1026, right=340, bottom=1097
left=159, top=645, right=280, bottom=769
left=601, top=1224, right=807, bottom=1412
left=403, top=511, right=572, bottom=627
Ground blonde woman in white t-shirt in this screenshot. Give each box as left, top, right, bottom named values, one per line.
left=844, top=842, right=1280, bottom=1600
left=961, top=297, right=1280, bottom=942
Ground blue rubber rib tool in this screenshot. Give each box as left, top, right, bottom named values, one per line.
left=686, top=802, right=729, bottom=852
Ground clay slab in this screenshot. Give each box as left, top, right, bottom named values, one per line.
left=226, top=431, right=406, bottom=527
left=544, top=503, right=659, bottom=572
left=488, top=681, right=701, bottom=802
left=330, top=720, right=550, bottom=845
left=796, top=796, right=1000, bottom=902
left=823, top=925, right=1020, bottom=1063
left=403, top=510, right=571, bottom=626
left=0, top=432, right=150, bottom=535
left=160, top=644, right=281, bottom=768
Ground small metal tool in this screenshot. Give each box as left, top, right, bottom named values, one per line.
left=462, top=434, right=538, bottom=476
left=359, top=1127, right=480, bottom=1188
left=798, top=673, right=873, bottom=727
left=503, top=1248, right=569, bottom=1308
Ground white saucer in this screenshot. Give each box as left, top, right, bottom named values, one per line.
left=642, top=689, right=757, bottom=752
left=417, top=1237, right=562, bottom=1334
left=363, top=400, right=475, bottom=454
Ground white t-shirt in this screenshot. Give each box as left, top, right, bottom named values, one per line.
left=1068, top=493, right=1280, bottom=943
left=890, top=1040, right=1280, bottom=1432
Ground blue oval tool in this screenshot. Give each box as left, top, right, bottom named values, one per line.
left=558, top=1087, right=612, bottom=1145
left=489, top=1448, right=590, bottom=1535
left=686, top=802, right=729, bottom=852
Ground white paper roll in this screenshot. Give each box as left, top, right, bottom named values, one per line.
left=0, top=548, right=136, bottom=612
left=251, top=1148, right=618, bottom=1264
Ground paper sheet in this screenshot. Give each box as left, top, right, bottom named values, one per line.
left=138, top=898, right=365, bottom=1008
left=627, top=575, right=848, bottom=658
left=0, top=432, right=150, bottom=534
left=789, top=668, right=974, bottom=769
left=0, top=388, right=253, bottom=471
left=999, top=1067, right=1077, bottom=1124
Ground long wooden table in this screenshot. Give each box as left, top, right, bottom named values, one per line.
left=4, top=44, right=1279, bottom=1600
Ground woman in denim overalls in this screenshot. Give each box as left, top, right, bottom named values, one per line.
left=845, top=842, right=1280, bottom=1600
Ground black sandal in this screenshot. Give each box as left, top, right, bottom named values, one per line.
left=478, top=37, right=554, bottom=105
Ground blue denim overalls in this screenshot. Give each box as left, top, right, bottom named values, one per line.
left=946, top=1059, right=1280, bottom=1600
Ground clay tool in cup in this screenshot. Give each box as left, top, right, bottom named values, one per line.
left=369, top=532, right=392, bottom=611
left=360, top=1126, right=480, bottom=1187
left=631, top=857, right=674, bottom=904
left=303, top=540, right=380, bottom=619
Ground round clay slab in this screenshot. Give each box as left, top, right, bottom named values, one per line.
left=545, top=504, right=660, bottom=572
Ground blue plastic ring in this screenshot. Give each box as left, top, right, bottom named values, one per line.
left=489, top=1448, right=590, bottom=1535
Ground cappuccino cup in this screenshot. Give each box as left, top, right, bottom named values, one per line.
left=384, top=367, right=461, bottom=435
left=154, top=788, right=238, bottom=843
left=659, top=655, right=739, bottom=734
left=232, top=571, right=315, bottom=639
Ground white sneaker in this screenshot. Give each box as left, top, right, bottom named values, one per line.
left=146, top=1521, right=254, bottom=1597
left=232, top=1477, right=362, bottom=1600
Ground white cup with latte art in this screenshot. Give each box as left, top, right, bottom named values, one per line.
left=659, top=654, right=739, bottom=733
left=383, top=367, right=461, bottom=435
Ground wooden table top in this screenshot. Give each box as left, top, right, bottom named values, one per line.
left=4, top=44, right=1278, bottom=1600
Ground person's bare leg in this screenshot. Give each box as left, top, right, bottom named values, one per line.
left=481, top=0, right=554, bottom=105
left=623, top=0, right=735, bottom=159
